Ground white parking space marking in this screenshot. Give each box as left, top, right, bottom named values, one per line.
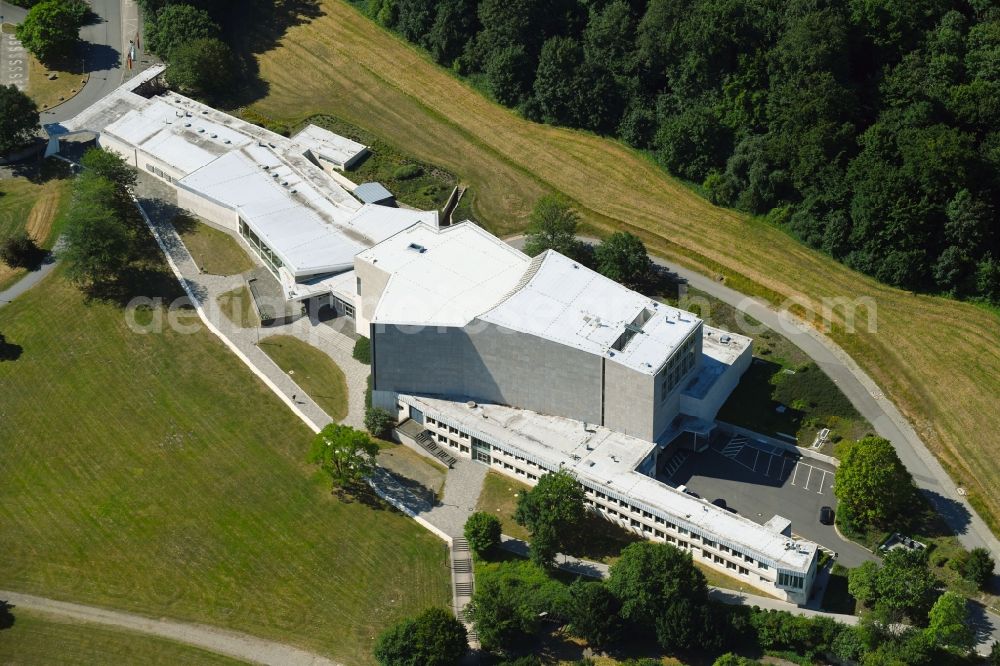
left=804, top=465, right=815, bottom=491
left=816, top=469, right=832, bottom=494
left=2, top=31, right=28, bottom=91
left=791, top=461, right=801, bottom=486
left=765, top=453, right=775, bottom=477
left=752, top=448, right=760, bottom=472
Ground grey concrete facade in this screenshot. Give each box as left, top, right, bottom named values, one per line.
left=372, top=321, right=605, bottom=424
left=372, top=320, right=710, bottom=442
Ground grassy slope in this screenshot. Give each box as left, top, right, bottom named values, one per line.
left=259, top=334, right=349, bottom=421
left=178, top=220, right=255, bottom=276
left=251, top=1, right=1000, bottom=533
left=216, top=285, right=260, bottom=328
left=0, top=174, right=71, bottom=290
left=0, top=610, right=245, bottom=666
left=0, top=272, right=448, bottom=665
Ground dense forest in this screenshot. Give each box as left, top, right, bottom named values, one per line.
left=367, top=0, right=1000, bottom=305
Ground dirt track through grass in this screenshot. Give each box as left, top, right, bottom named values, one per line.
left=251, top=1, right=1000, bottom=533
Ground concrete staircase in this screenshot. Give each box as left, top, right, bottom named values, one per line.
left=661, top=449, right=690, bottom=480
left=450, top=537, right=479, bottom=648
left=413, top=429, right=458, bottom=468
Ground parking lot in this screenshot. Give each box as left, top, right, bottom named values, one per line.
left=663, top=434, right=875, bottom=568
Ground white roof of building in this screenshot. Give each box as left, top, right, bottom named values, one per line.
left=405, top=394, right=817, bottom=572
left=292, top=124, right=367, bottom=167
left=358, top=222, right=531, bottom=326
left=480, top=251, right=700, bottom=374
left=58, top=70, right=431, bottom=279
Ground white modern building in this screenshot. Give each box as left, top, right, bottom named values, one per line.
left=356, top=222, right=818, bottom=604
left=51, top=66, right=436, bottom=312
left=52, top=68, right=818, bottom=603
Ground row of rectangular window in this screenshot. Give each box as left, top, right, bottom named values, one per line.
left=422, top=411, right=784, bottom=581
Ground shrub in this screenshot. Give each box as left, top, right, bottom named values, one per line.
left=392, top=164, right=422, bottom=180
left=960, top=547, right=995, bottom=590
left=373, top=606, right=467, bottom=666
left=364, top=406, right=395, bottom=439
left=464, top=511, right=502, bottom=557
left=0, top=232, right=43, bottom=269
left=353, top=336, right=371, bottom=364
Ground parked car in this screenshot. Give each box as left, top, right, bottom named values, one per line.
left=820, top=506, right=835, bottom=525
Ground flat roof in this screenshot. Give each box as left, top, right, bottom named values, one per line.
left=480, top=251, right=701, bottom=374
left=683, top=326, right=753, bottom=399
left=292, top=124, right=366, bottom=167
left=405, top=394, right=817, bottom=571
left=59, top=72, right=431, bottom=279
left=358, top=222, right=531, bottom=327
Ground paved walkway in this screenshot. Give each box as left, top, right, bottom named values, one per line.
left=134, top=175, right=371, bottom=432
left=1, top=590, right=341, bottom=665
left=0, top=238, right=62, bottom=310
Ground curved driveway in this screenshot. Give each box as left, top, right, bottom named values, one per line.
left=505, top=234, right=1000, bottom=567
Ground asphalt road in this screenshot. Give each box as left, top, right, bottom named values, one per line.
left=504, top=234, right=1000, bottom=570
left=1, top=0, right=138, bottom=125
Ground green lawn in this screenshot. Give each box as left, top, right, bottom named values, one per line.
left=259, top=334, right=349, bottom=421
left=665, top=287, right=872, bottom=450
left=0, top=167, right=72, bottom=291
left=0, top=610, right=245, bottom=665
left=216, top=285, right=260, bottom=329
left=178, top=218, right=255, bottom=276
left=0, top=269, right=448, bottom=665
left=302, top=114, right=459, bottom=212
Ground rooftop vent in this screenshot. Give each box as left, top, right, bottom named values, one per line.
left=201, top=110, right=208, bottom=114
left=184, top=122, right=191, bottom=127
left=290, top=189, right=297, bottom=194
left=263, top=165, right=270, bottom=170
left=720, top=335, right=732, bottom=344
left=210, top=133, right=218, bottom=139
left=224, top=139, right=231, bottom=144
left=186, top=111, right=192, bottom=117
left=407, top=242, right=427, bottom=253
left=466, top=401, right=477, bottom=408
left=197, top=128, right=205, bottom=133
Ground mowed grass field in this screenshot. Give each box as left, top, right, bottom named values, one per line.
left=0, top=173, right=72, bottom=291
left=250, top=0, right=1000, bottom=533
left=260, top=334, right=349, bottom=421
left=0, top=611, right=244, bottom=666
left=0, top=271, right=449, bottom=664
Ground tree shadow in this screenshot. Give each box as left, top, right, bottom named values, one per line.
left=0, top=334, right=24, bottom=362
left=909, top=489, right=972, bottom=538
left=81, top=266, right=186, bottom=307
left=216, top=0, right=324, bottom=108
left=0, top=601, right=14, bottom=630
left=79, top=42, right=120, bottom=74
left=4, top=154, right=74, bottom=183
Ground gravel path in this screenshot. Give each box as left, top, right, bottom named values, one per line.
left=0, top=590, right=341, bottom=665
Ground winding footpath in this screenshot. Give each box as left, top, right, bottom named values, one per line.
left=1, top=590, right=340, bottom=666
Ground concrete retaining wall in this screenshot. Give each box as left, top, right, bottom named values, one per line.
left=717, top=421, right=840, bottom=467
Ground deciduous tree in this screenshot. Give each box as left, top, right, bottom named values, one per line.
left=0, top=85, right=39, bottom=155
left=834, top=436, right=915, bottom=529
left=522, top=195, right=586, bottom=262
left=373, top=607, right=467, bottom=666
left=144, top=3, right=218, bottom=58
left=594, top=231, right=653, bottom=291
left=464, top=511, right=501, bottom=557
left=566, top=580, right=621, bottom=648
left=307, top=424, right=379, bottom=489
left=15, top=0, right=86, bottom=63
left=514, top=469, right=585, bottom=568
left=607, top=541, right=711, bottom=650
left=165, top=37, right=236, bottom=99
left=925, top=591, right=975, bottom=653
